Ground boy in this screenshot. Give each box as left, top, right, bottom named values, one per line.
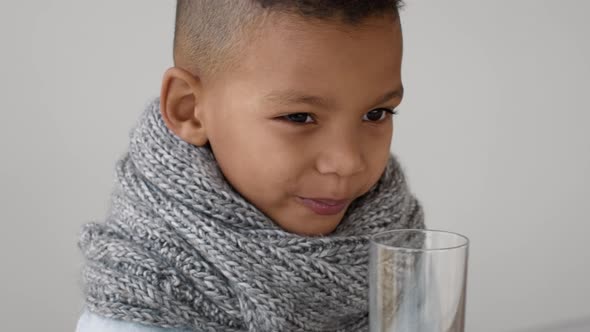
left=76, top=0, right=424, bottom=331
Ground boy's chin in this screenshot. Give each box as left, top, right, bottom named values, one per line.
left=275, top=211, right=345, bottom=237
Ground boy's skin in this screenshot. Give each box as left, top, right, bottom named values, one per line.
left=159, top=13, right=403, bottom=236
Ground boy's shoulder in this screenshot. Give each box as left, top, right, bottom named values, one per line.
left=76, top=308, right=189, bottom=332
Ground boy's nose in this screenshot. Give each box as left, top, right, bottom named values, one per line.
left=315, top=134, right=367, bottom=178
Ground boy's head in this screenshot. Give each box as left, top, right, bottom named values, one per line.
left=160, top=0, right=404, bottom=236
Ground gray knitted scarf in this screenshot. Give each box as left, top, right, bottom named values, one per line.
left=78, top=98, right=424, bottom=332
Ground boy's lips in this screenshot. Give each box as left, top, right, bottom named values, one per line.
left=296, top=196, right=351, bottom=215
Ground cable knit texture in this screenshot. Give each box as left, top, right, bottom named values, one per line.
left=78, top=98, right=425, bottom=332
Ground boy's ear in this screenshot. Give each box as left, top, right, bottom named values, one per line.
left=159, top=67, right=209, bottom=146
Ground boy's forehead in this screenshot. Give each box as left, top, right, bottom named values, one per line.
left=248, top=11, right=402, bottom=48
left=241, top=15, right=402, bottom=70
left=213, top=13, right=404, bottom=104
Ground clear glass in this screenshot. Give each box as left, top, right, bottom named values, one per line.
left=369, top=229, right=469, bottom=332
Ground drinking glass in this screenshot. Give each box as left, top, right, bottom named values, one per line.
left=369, top=229, right=469, bottom=332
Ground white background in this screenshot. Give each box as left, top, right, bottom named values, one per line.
left=0, top=1, right=588, bottom=331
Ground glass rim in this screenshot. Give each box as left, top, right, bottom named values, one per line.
left=370, top=228, right=470, bottom=252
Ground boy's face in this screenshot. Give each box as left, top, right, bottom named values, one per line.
left=195, top=14, right=403, bottom=235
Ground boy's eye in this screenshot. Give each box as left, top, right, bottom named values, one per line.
left=363, top=108, right=397, bottom=122
left=283, top=113, right=315, bottom=124
left=280, top=108, right=397, bottom=125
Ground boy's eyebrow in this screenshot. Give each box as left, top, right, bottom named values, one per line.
left=263, top=86, right=404, bottom=109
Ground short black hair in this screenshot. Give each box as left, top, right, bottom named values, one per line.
left=257, top=0, right=404, bottom=24
left=174, top=0, right=404, bottom=78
